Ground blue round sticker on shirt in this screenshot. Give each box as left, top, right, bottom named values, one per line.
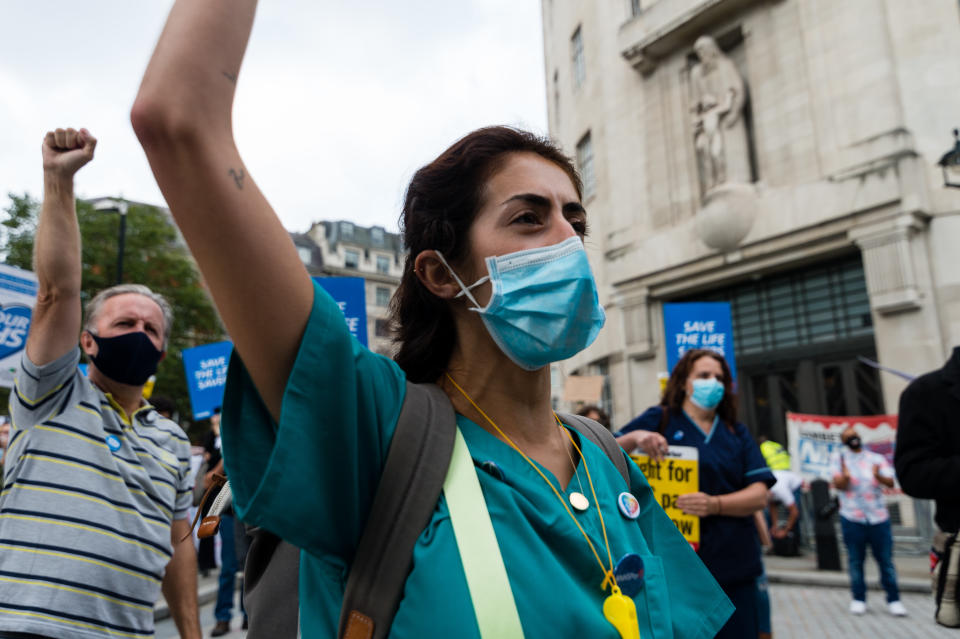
left=614, top=553, right=645, bottom=598
left=105, top=435, right=121, bottom=452
left=673, top=430, right=684, bottom=440
left=480, top=460, right=505, bottom=481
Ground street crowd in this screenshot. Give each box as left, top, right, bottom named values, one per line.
left=0, top=0, right=958, bottom=638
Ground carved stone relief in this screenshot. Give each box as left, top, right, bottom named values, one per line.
left=690, top=34, right=759, bottom=253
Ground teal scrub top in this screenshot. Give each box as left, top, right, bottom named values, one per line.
left=221, top=282, right=733, bottom=638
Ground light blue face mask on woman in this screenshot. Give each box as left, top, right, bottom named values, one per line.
left=690, top=378, right=725, bottom=410
left=435, top=236, right=606, bottom=370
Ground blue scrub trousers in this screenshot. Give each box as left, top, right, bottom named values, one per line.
left=715, top=579, right=759, bottom=639
left=840, top=517, right=900, bottom=603
left=214, top=514, right=247, bottom=622
left=756, top=565, right=771, bottom=635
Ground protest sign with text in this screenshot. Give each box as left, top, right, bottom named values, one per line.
left=0, top=264, right=38, bottom=389
left=662, top=302, right=737, bottom=380
left=314, top=276, right=368, bottom=347
left=182, top=278, right=370, bottom=419
left=786, top=412, right=899, bottom=487
left=630, top=446, right=700, bottom=549
left=181, top=341, right=233, bottom=420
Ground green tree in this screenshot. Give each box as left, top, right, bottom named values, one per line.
left=1, top=192, right=225, bottom=439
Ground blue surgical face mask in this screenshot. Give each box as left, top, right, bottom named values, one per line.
left=436, top=236, right=606, bottom=370
left=690, top=378, right=725, bottom=410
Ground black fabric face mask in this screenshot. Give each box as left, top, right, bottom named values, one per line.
left=89, top=332, right=163, bottom=387
left=844, top=436, right=862, bottom=451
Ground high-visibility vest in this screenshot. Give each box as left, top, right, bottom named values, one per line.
left=760, top=440, right=791, bottom=470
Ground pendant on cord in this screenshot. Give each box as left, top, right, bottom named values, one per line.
left=569, top=492, right=590, bottom=511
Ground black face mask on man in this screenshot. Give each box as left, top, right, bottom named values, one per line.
left=844, top=436, right=862, bottom=451
left=89, top=332, right=163, bottom=386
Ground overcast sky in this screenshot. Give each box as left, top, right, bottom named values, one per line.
left=0, top=1, right=549, bottom=234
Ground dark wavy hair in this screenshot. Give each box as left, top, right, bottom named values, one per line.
left=659, top=349, right=737, bottom=433
left=390, top=126, right=582, bottom=383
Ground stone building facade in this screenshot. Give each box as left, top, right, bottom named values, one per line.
left=299, top=221, right=404, bottom=356
left=541, top=0, right=960, bottom=451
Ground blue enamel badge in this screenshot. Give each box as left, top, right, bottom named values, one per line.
left=614, top=553, right=645, bottom=598
left=105, top=434, right=121, bottom=452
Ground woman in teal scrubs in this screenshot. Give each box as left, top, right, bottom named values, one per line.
left=133, top=2, right=733, bottom=636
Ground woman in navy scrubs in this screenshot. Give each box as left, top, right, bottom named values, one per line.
left=617, top=349, right=775, bottom=639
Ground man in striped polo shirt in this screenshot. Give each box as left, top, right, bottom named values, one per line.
left=0, top=128, right=201, bottom=638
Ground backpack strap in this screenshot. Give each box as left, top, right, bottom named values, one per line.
left=197, top=479, right=234, bottom=539
left=244, top=529, right=301, bottom=639
left=556, top=412, right=630, bottom=489
left=338, top=382, right=456, bottom=639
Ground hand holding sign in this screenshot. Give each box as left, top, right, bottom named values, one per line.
left=676, top=491, right=714, bottom=517
left=616, top=430, right=669, bottom=462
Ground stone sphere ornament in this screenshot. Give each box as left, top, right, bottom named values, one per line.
left=694, top=182, right=758, bottom=252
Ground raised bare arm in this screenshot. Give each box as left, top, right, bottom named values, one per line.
left=26, top=128, right=97, bottom=367
left=131, top=0, right=313, bottom=420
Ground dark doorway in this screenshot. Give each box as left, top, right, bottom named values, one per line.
left=738, top=346, right=884, bottom=444
left=678, top=253, right=883, bottom=445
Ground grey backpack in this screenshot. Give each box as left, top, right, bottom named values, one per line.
left=243, top=382, right=629, bottom=639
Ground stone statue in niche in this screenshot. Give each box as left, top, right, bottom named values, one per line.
left=690, top=35, right=752, bottom=195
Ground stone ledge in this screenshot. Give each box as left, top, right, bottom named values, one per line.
left=619, top=0, right=767, bottom=74
left=767, top=569, right=931, bottom=594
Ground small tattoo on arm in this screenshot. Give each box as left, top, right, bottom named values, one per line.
left=228, top=168, right=245, bottom=190
left=222, top=71, right=237, bottom=84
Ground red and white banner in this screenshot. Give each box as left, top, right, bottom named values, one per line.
left=786, top=412, right=898, bottom=484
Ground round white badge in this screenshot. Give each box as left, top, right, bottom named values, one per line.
left=569, top=492, right=590, bottom=512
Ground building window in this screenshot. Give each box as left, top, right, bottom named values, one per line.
left=577, top=132, right=596, bottom=200
left=684, top=254, right=873, bottom=357
left=339, top=221, right=354, bottom=239
left=571, top=26, right=585, bottom=89
left=376, top=286, right=390, bottom=307
left=345, top=249, right=360, bottom=269
left=376, top=255, right=390, bottom=274
left=297, top=246, right=312, bottom=265
left=371, top=227, right=384, bottom=245
left=374, top=318, right=390, bottom=338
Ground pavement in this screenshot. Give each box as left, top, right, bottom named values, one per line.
left=764, top=549, right=932, bottom=593
left=765, top=550, right=948, bottom=638
left=768, top=583, right=946, bottom=638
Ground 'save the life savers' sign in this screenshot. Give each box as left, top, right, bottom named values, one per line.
left=631, top=446, right=700, bottom=549
left=182, top=277, right=370, bottom=420
left=662, top=302, right=737, bottom=380
left=181, top=340, right=233, bottom=420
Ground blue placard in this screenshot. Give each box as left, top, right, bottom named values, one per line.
left=0, top=264, right=38, bottom=389
left=662, top=302, right=737, bottom=380
left=182, top=278, right=368, bottom=419
left=314, top=277, right=369, bottom=347
left=181, top=341, right=233, bottom=420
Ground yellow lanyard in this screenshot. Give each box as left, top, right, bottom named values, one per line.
left=445, top=374, right=641, bottom=639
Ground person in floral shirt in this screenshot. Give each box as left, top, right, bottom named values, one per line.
left=831, top=426, right=907, bottom=617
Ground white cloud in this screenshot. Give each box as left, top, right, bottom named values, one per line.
left=1, top=1, right=547, bottom=234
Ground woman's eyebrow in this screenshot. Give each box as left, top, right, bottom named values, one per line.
left=500, top=193, right=550, bottom=207
left=499, top=193, right=586, bottom=215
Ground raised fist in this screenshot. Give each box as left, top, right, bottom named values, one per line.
left=42, top=128, right=97, bottom=177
